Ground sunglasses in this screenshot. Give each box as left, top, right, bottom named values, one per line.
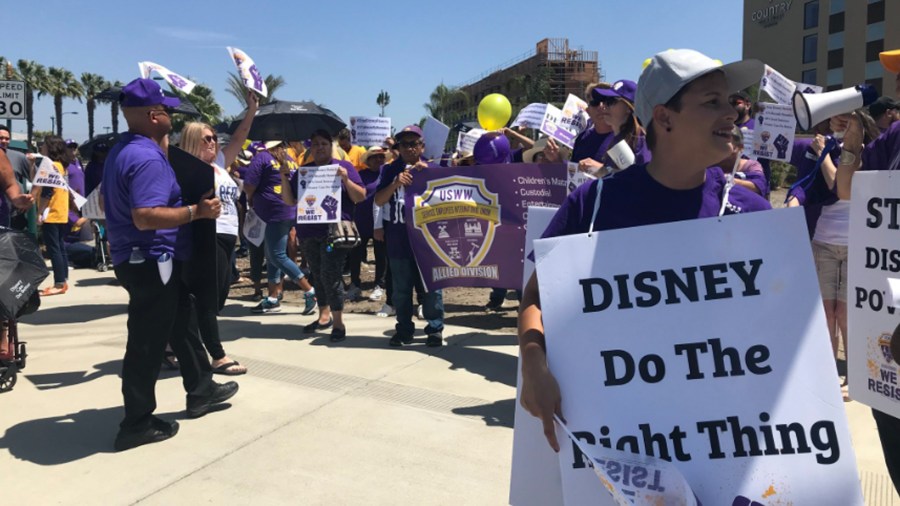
left=398, top=140, right=423, bottom=149
left=202, top=135, right=218, bottom=144
left=589, top=96, right=618, bottom=107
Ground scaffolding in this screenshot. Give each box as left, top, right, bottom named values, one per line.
left=448, top=38, right=601, bottom=119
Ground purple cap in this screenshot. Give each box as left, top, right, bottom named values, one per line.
left=119, top=78, right=181, bottom=108
left=593, top=79, right=637, bottom=104
left=65, top=138, right=78, bottom=146
left=473, top=132, right=511, bottom=165
left=396, top=125, right=423, bottom=140
left=248, top=141, right=266, bottom=152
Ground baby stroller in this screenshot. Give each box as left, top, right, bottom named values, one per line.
left=91, top=221, right=112, bottom=272
left=0, top=319, right=26, bottom=392
left=0, top=227, right=49, bottom=392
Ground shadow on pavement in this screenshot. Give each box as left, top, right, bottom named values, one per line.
left=0, top=406, right=121, bottom=464
left=452, top=398, right=516, bottom=428
left=74, top=277, right=120, bottom=288
left=23, top=304, right=128, bottom=325
left=307, top=331, right=518, bottom=388
left=25, top=359, right=122, bottom=390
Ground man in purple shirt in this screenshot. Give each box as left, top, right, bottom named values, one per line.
left=374, top=125, right=445, bottom=347
left=102, top=78, right=238, bottom=452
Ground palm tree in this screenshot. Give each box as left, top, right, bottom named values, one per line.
left=171, top=84, right=222, bottom=133
left=16, top=60, right=47, bottom=146
left=377, top=90, right=390, bottom=117
left=424, top=83, right=468, bottom=125
left=225, top=72, right=284, bottom=106
left=107, top=80, right=124, bottom=134
left=41, top=67, right=84, bottom=137
left=81, top=73, right=108, bottom=140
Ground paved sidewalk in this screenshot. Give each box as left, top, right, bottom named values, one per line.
left=1, top=267, right=898, bottom=504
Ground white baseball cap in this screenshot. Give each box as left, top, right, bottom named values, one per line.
left=635, top=49, right=764, bottom=127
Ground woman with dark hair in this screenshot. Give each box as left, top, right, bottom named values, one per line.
left=281, top=129, right=365, bottom=342
left=34, top=136, right=72, bottom=296
left=518, top=49, right=770, bottom=451
left=244, top=140, right=317, bottom=315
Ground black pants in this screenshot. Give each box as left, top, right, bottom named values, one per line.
left=301, top=236, right=349, bottom=311
left=874, top=409, right=900, bottom=495
left=193, top=234, right=236, bottom=361
left=349, top=236, right=386, bottom=288
left=114, top=260, right=214, bottom=431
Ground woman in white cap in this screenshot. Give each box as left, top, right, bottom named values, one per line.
left=517, top=49, right=771, bottom=451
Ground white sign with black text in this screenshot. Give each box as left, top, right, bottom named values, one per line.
left=529, top=208, right=862, bottom=505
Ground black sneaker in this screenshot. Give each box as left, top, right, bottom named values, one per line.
left=484, top=299, right=504, bottom=312
left=426, top=333, right=443, bottom=347
left=389, top=333, right=414, bottom=347
left=114, top=417, right=179, bottom=452
left=330, top=327, right=347, bottom=342
left=186, top=381, right=239, bottom=419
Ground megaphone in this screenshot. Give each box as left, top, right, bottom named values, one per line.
left=792, top=84, right=879, bottom=131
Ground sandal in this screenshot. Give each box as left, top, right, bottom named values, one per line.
left=212, top=361, right=247, bottom=376
left=303, top=318, right=333, bottom=334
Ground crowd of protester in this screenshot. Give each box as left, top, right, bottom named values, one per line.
left=1, top=47, right=900, bottom=495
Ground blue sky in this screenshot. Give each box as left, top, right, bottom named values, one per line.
left=3, top=0, right=743, bottom=143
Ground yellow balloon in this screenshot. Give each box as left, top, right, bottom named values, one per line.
left=642, top=57, right=653, bottom=70
left=477, top=93, right=512, bottom=131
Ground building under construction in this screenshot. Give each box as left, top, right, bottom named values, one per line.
left=446, top=38, right=601, bottom=122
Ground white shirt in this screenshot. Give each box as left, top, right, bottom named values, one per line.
left=813, top=200, right=851, bottom=246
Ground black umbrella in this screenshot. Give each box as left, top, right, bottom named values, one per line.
left=78, top=132, right=118, bottom=160
left=226, top=100, right=346, bottom=141
left=94, top=87, right=202, bottom=117
left=0, top=228, right=49, bottom=320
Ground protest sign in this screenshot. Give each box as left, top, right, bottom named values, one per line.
left=349, top=116, right=391, bottom=147
left=404, top=164, right=567, bottom=292
left=244, top=209, right=265, bottom=247
left=509, top=206, right=564, bottom=506
left=529, top=208, right=862, bottom=505
left=138, top=61, right=196, bottom=94
left=759, top=65, right=823, bottom=105
left=294, top=164, right=342, bottom=224
left=560, top=94, right=589, bottom=137
left=750, top=103, right=795, bottom=162
left=540, top=104, right=577, bottom=149
left=227, top=47, right=267, bottom=97
left=82, top=187, right=104, bottom=221
left=456, top=128, right=485, bottom=155
left=511, top=103, right=548, bottom=130
left=70, top=190, right=86, bottom=210
left=566, top=162, right=595, bottom=195
left=848, top=171, right=900, bottom=417
left=32, top=157, right=67, bottom=189
left=423, top=116, right=450, bottom=161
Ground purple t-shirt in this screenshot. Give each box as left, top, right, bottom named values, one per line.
left=570, top=127, right=614, bottom=163
left=786, top=138, right=840, bottom=237
left=354, top=165, right=383, bottom=238
left=376, top=157, right=439, bottom=259
left=67, top=160, right=85, bottom=225
left=102, top=133, right=185, bottom=265
left=542, top=164, right=772, bottom=239
left=862, top=120, right=900, bottom=172
left=244, top=151, right=297, bottom=224
left=291, top=158, right=363, bottom=239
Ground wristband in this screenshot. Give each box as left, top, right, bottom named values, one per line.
left=186, top=204, right=194, bottom=222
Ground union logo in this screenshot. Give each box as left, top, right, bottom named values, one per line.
left=879, top=333, right=894, bottom=365
left=413, top=177, right=500, bottom=268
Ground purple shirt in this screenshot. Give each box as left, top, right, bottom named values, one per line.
left=376, top=157, right=439, bottom=259
left=862, top=120, right=900, bottom=172
left=570, top=127, right=614, bottom=163
left=292, top=158, right=363, bottom=239
left=102, top=133, right=185, bottom=265
left=66, top=160, right=85, bottom=225
left=786, top=138, right=841, bottom=237
left=542, top=164, right=771, bottom=240
left=244, top=151, right=297, bottom=223
left=354, top=165, right=383, bottom=238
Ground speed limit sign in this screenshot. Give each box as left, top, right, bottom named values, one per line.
left=0, top=80, right=26, bottom=120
